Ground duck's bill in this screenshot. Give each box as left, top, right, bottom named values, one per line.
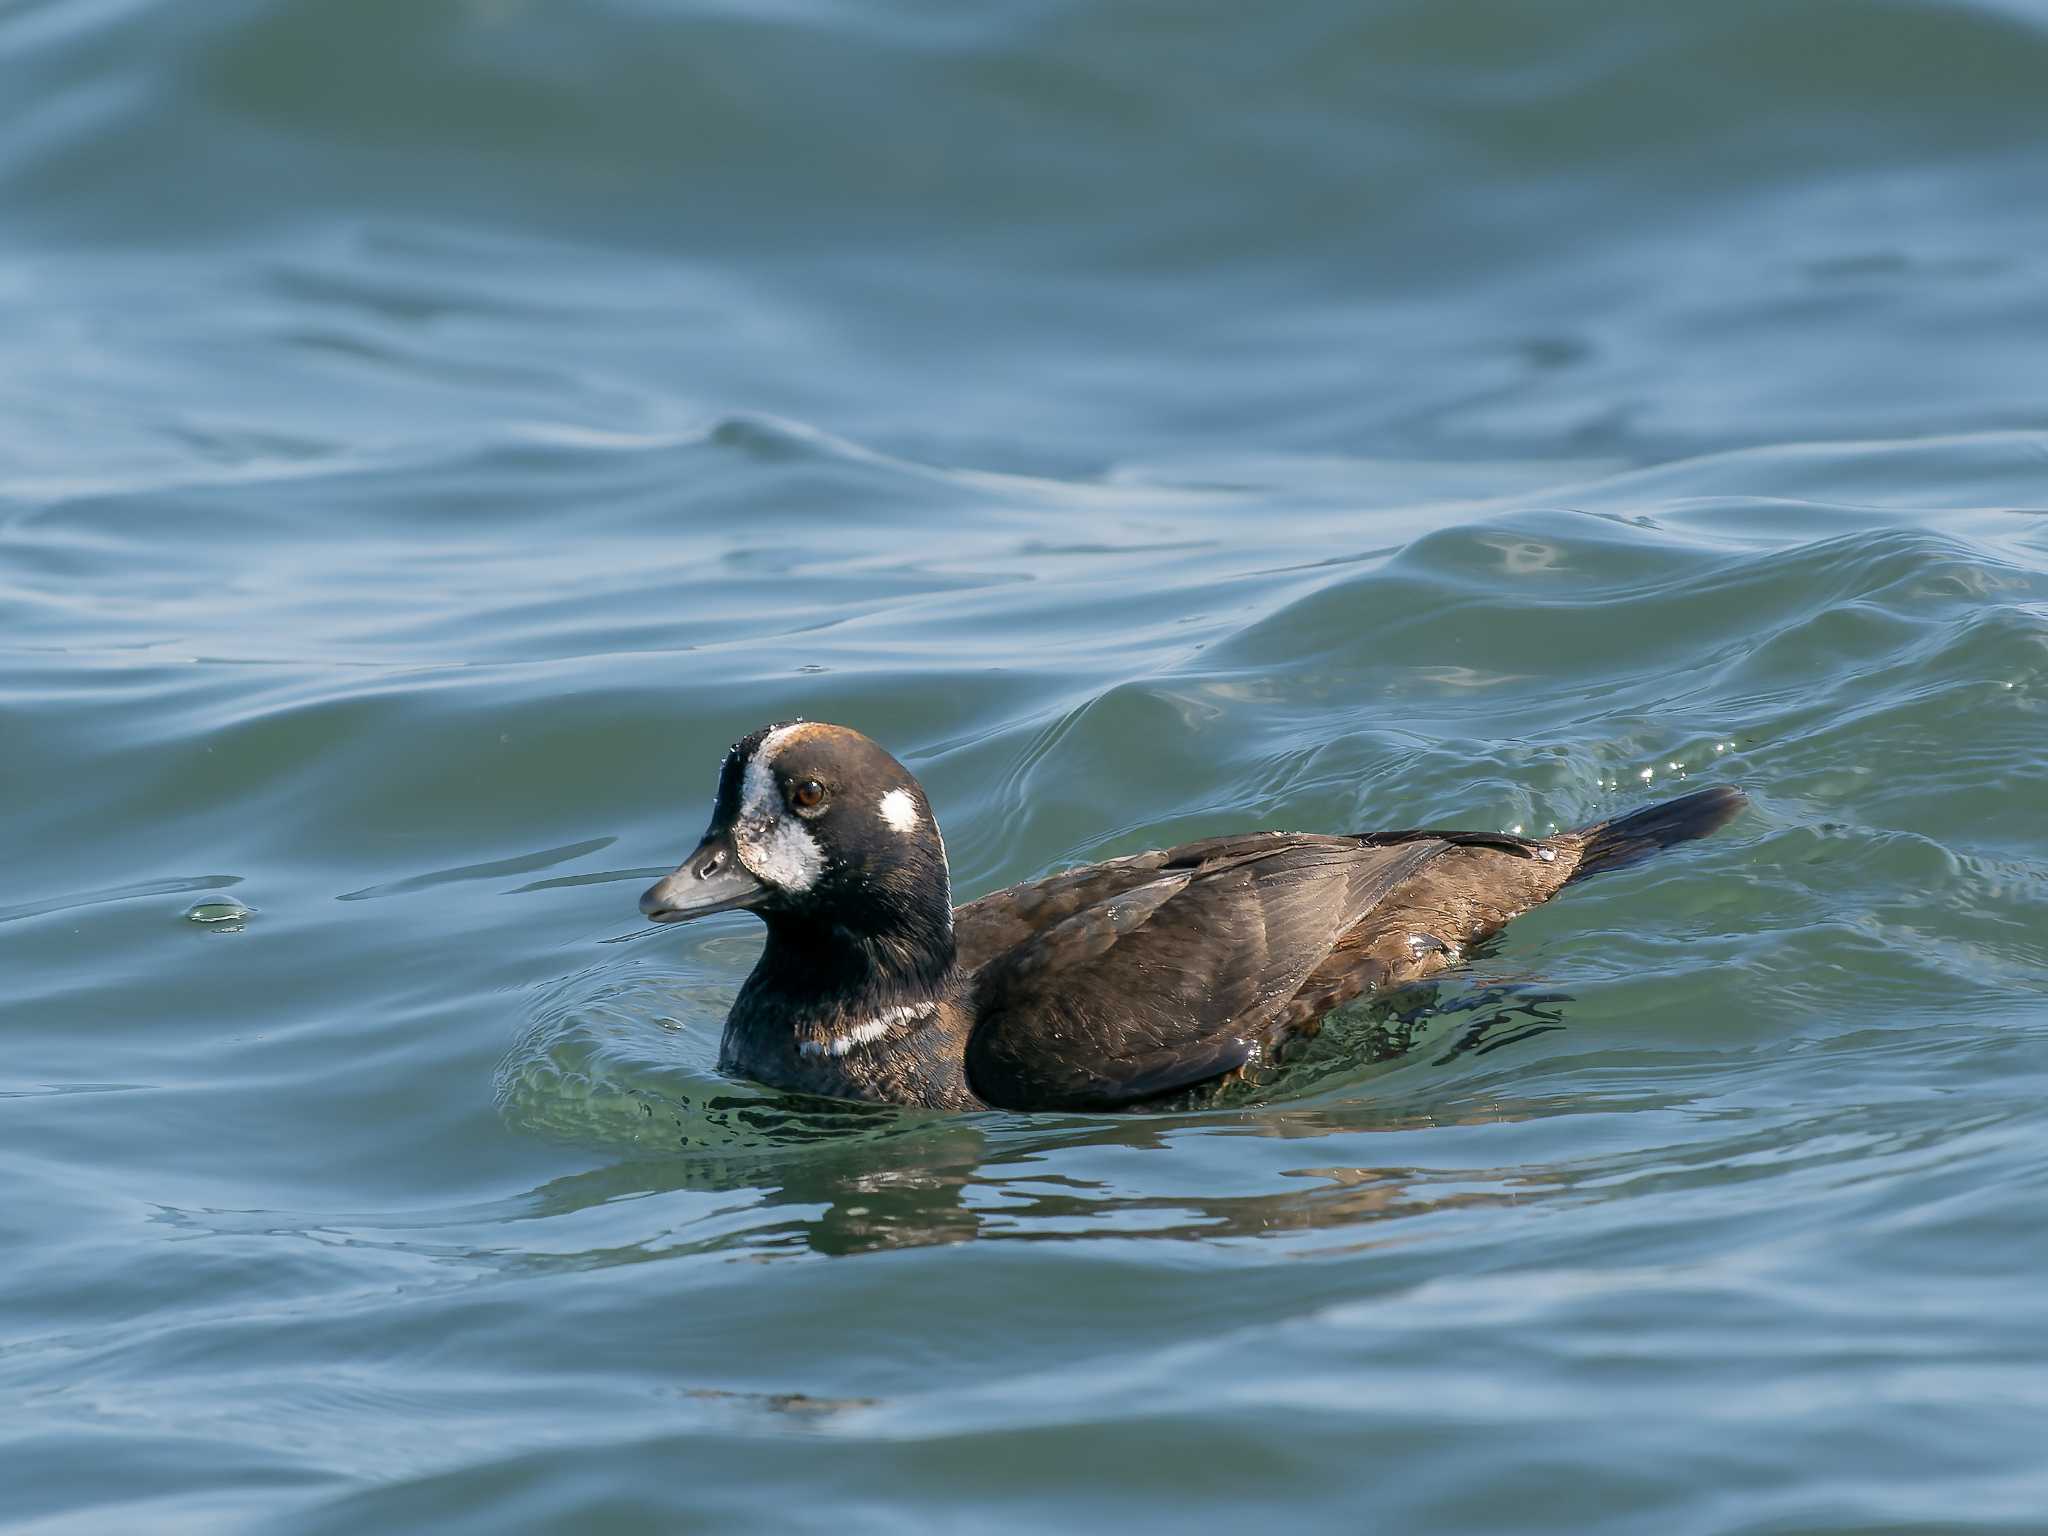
left=639, top=836, right=767, bottom=923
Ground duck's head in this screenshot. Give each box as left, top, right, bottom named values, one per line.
left=640, top=721, right=953, bottom=952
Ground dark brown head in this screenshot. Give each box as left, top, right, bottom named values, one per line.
left=639, top=722, right=955, bottom=977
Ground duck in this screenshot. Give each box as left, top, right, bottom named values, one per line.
left=639, top=721, right=1746, bottom=1112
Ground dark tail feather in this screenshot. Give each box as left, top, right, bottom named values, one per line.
left=1566, top=785, right=1747, bottom=883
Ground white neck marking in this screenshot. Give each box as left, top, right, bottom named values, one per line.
left=799, top=1002, right=937, bottom=1058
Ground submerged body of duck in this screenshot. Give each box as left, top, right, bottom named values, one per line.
left=640, top=722, right=1746, bottom=1112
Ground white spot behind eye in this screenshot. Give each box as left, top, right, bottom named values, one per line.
left=879, top=788, right=919, bottom=833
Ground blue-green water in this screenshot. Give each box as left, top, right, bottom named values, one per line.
left=6, top=1, right=2048, bottom=1530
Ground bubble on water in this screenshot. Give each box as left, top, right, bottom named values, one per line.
left=184, top=900, right=253, bottom=931
left=1638, top=767, right=1654, bottom=781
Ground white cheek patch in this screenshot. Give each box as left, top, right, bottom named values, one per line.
left=733, top=728, right=825, bottom=892
left=741, top=816, right=825, bottom=891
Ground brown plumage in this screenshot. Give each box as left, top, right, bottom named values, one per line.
left=640, top=721, right=1747, bottom=1112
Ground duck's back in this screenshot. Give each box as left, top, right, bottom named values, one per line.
left=955, top=832, right=1470, bottom=1109
left=951, top=786, right=1745, bottom=1111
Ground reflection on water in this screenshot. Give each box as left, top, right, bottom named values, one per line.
left=495, top=1093, right=1577, bottom=1262
left=490, top=965, right=1597, bottom=1259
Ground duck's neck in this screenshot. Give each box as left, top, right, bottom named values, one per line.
left=721, top=907, right=973, bottom=1107
left=754, top=909, right=959, bottom=1013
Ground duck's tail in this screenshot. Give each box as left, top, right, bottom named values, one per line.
left=1565, top=784, right=1747, bottom=884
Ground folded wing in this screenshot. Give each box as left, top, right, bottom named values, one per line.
left=961, top=836, right=1447, bottom=1110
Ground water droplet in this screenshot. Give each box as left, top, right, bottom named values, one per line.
left=184, top=900, right=253, bottom=931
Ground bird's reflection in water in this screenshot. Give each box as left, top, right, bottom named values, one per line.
left=502, top=981, right=1590, bottom=1262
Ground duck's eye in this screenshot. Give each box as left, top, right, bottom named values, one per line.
left=790, top=779, right=827, bottom=813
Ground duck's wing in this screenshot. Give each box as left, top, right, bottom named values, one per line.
left=952, top=832, right=1359, bottom=972
left=952, top=847, right=1176, bottom=974
left=961, top=835, right=1448, bottom=1110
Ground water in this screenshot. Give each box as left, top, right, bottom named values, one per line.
left=5, top=0, right=2048, bottom=1529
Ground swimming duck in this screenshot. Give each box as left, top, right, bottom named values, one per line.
left=640, top=721, right=1746, bottom=1112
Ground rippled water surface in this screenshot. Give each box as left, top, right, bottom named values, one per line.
left=6, top=1, right=2048, bottom=1530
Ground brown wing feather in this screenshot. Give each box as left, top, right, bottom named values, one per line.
left=962, top=837, right=1447, bottom=1110
left=1269, top=840, right=1585, bottom=1038
left=950, top=831, right=1368, bottom=971
left=952, top=848, right=1175, bottom=973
